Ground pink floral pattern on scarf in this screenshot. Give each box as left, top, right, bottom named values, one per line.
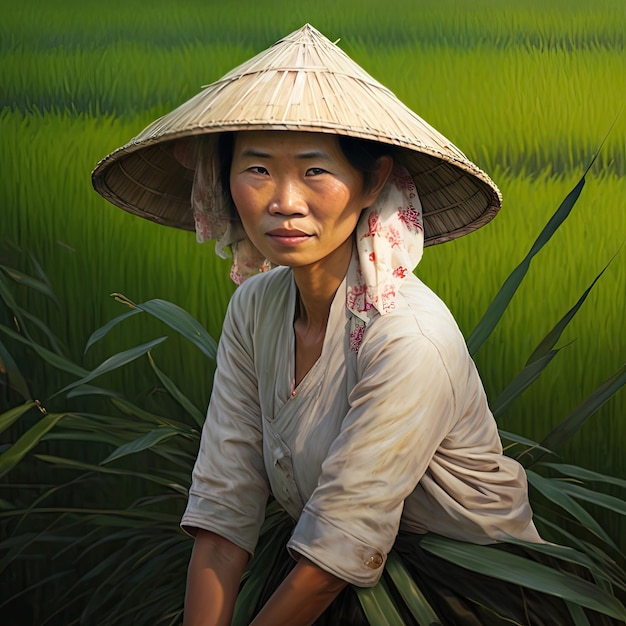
left=347, top=164, right=424, bottom=350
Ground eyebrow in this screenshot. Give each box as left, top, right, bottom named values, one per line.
left=238, top=148, right=331, bottom=161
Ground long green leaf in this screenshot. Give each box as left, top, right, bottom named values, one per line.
left=34, top=454, right=189, bottom=494
left=100, top=426, right=185, bottom=465
left=0, top=412, right=72, bottom=478
left=148, top=353, right=205, bottom=427
left=420, top=535, right=626, bottom=620
left=134, top=298, right=217, bottom=361
left=83, top=307, right=141, bottom=354
left=501, top=536, right=626, bottom=592
left=467, top=169, right=590, bottom=355
left=27, top=249, right=58, bottom=303
left=526, top=470, right=616, bottom=548
left=0, top=401, right=36, bottom=437
left=540, top=462, right=626, bottom=490
left=491, top=349, right=559, bottom=419
left=529, top=363, right=626, bottom=465
left=386, top=551, right=442, bottom=625
left=557, top=482, right=626, bottom=516
left=525, top=259, right=612, bottom=366
left=53, top=337, right=168, bottom=397
left=566, top=600, right=591, bottom=626
left=0, top=264, right=59, bottom=305
left=17, top=308, right=67, bottom=355
left=0, top=271, right=22, bottom=319
left=357, top=576, right=406, bottom=626
left=0, top=338, right=31, bottom=400
left=105, top=294, right=218, bottom=360
left=111, top=397, right=173, bottom=424
left=0, top=322, right=88, bottom=378
left=534, top=517, right=626, bottom=591
left=498, top=429, right=553, bottom=455
left=65, top=384, right=125, bottom=400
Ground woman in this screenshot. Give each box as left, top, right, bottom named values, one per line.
left=92, top=25, right=612, bottom=626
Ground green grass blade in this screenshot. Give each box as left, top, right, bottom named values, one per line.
left=83, top=307, right=141, bottom=354
left=530, top=363, right=626, bottom=465
left=501, top=537, right=626, bottom=592
left=498, top=430, right=554, bottom=457
left=112, top=294, right=218, bottom=361
left=147, top=353, right=205, bottom=427
left=0, top=412, right=72, bottom=479
left=467, top=173, right=587, bottom=356
left=357, top=576, right=406, bottom=626
left=385, top=551, right=442, bottom=625
left=0, top=338, right=31, bottom=400
left=65, top=384, right=125, bottom=400
left=540, top=463, right=626, bottom=490
left=0, top=264, right=59, bottom=305
left=420, top=535, right=626, bottom=621
left=53, top=336, right=168, bottom=397
left=525, top=259, right=612, bottom=366
left=490, top=349, right=559, bottom=419
left=111, top=397, right=177, bottom=426
left=566, top=600, right=591, bottom=626
left=34, top=454, right=189, bottom=494
left=16, top=308, right=67, bottom=354
left=557, top=482, right=626, bottom=517
left=99, top=425, right=184, bottom=465
left=526, top=470, right=616, bottom=549
left=136, top=298, right=217, bottom=361
left=0, top=400, right=36, bottom=436
left=0, top=322, right=89, bottom=378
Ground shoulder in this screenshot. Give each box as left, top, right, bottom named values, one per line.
left=358, top=274, right=470, bottom=378
left=364, top=274, right=465, bottom=349
left=228, top=266, right=293, bottom=316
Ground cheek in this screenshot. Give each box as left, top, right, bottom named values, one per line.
left=230, top=182, right=262, bottom=222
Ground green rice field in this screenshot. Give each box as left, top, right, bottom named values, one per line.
left=2, top=0, right=625, bottom=527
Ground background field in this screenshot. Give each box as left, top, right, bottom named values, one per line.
left=2, top=0, right=625, bottom=560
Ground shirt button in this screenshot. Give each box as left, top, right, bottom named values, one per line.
left=363, top=551, right=384, bottom=569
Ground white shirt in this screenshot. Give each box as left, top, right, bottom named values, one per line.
left=181, top=261, right=540, bottom=586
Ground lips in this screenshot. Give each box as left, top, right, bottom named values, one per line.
left=267, top=228, right=310, bottom=237
left=266, top=228, right=312, bottom=246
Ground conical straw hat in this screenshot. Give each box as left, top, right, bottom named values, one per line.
left=92, top=24, right=501, bottom=245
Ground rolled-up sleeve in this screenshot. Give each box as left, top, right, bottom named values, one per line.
left=181, top=290, right=269, bottom=556
left=288, top=315, right=461, bottom=586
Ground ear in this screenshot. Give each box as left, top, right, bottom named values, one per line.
left=363, top=155, right=394, bottom=206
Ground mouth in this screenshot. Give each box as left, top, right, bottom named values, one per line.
left=266, top=228, right=313, bottom=246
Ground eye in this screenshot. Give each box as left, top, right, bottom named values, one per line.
left=248, top=166, right=269, bottom=175
left=306, top=167, right=327, bottom=176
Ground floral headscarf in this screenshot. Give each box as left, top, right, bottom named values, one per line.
left=347, top=164, right=424, bottom=350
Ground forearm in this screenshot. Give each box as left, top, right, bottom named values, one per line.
left=250, top=556, right=347, bottom=626
left=183, top=529, right=249, bottom=626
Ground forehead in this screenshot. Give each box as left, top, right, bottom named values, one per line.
left=232, top=130, right=342, bottom=156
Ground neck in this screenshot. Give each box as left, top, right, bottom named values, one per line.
left=292, top=237, right=353, bottom=330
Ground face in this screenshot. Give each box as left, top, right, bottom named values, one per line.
left=229, top=131, right=390, bottom=272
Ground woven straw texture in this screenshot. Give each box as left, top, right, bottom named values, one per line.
left=92, top=24, right=502, bottom=245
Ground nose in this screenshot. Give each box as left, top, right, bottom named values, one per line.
left=268, top=179, right=308, bottom=216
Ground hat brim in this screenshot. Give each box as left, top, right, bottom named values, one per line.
left=92, top=24, right=501, bottom=246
